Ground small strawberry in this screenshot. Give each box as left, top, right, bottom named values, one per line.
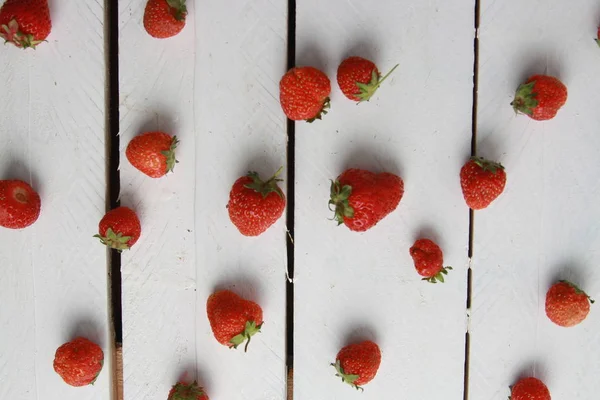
left=126, top=131, right=179, bottom=178
left=337, top=56, right=398, bottom=102
left=331, top=340, right=381, bottom=391
left=545, top=280, right=594, bottom=327
left=168, top=381, right=209, bottom=400
left=53, top=337, right=104, bottom=387
left=509, top=377, right=551, bottom=400
left=206, top=289, right=263, bottom=352
left=144, top=0, right=187, bottom=39
left=0, top=179, right=41, bottom=229
left=329, top=168, right=403, bottom=232
left=511, top=75, right=567, bottom=121
left=227, top=167, right=286, bottom=236
left=94, top=206, right=141, bottom=250
left=279, top=66, right=331, bottom=122
left=0, top=0, right=51, bottom=48
left=410, top=238, right=453, bottom=283
left=460, top=157, right=506, bottom=210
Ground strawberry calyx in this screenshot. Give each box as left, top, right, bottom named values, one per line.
left=0, top=19, right=45, bottom=49
left=244, top=166, right=284, bottom=199
left=170, top=381, right=205, bottom=400
left=471, top=156, right=504, bottom=174
left=161, top=136, right=180, bottom=175
left=511, top=81, right=538, bottom=116
left=306, top=97, right=330, bottom=123
left=354, top=64, right=399, bottom=102
left=329, top=180, right=354, bottom=225
left=167, top=0, right=187, bottom=21
left=422, top=266, right=453, bottom=283
left=89, top=359, right=104, bottom=385
left=331, top=359, right=364, bottom=391
left=94, top=228, right=132, bottom=251
left=596, top=38, right=600, bottom=48
left=560, top=280, right=595, bottom=304
left=229, top=320, right=262, bottom=352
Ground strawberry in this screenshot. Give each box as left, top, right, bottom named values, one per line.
left=545, top=280, right=594, bottom=327
left=0, top=179, right=41, bottom=229
left=126, top=131, right=179, bottom=178
left=94, top=206, right=141, bottom=250
left=206, top=289, right=263, bottom=352
left=511, top=75, right=567, bottom=121
left=0, top=0, right=51, bottom=48
left=329, top=168, right=403, bottom=232
left=227, top=167, right=286, bottom=236
left=409, top=238, right=453, bottom=283
left=337, top=56, right=398, bottom=102
left=332, top=340, right=381, bottom=391
left=279, top=66, right=331, bottom=122
left=53, top=337, right=104, bottom=387
left=144, top=0, right=187, bottom=39
left=168, top=381, right=209, bottom=400
left=509, top=377, right=551, bottom=400
left=460, top=157, right=506, bottom=210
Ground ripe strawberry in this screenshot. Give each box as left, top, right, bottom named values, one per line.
left=279, top=66, right=331, bottom=122
left=206, top=289, right=263, bottom=352
left=94, top=206, right=141, bottom=250
left=337, top=56, right=398, bottom=102
left=545, top=280, right=594, bottom=327
left=0, top=0, right=51, bottom=48
left=0, top=179, right=41, bottom=229
left=144, top=0, right=187, bottom=39
left=511, top=75, right=567, bottom=121
left=329, top=168, right=403, bottom=232
left=168, top=381, right=209, bottom=400
left=409, top=238, right=453, bottom=283
left=509, top=377, right=551, bottom=400
left=227, top=167, right=286, bottom=236
left=460, top=157, right=506, bottom=210
left=53, top=337, right=104, bottom=387
left=332, top=340, right=381, bottom=391
left=126, top=131, right=179, bottom=178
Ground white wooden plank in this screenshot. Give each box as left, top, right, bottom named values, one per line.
left=471, top=1, right=600, bottom=399
left=294, top=1, right=474, bottom=398
left=0, top=1, right=110, bottom=399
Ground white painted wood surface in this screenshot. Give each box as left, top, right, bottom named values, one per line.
left=294, top=1, right=474, bottom=399
left=471, top=1, right=600, bottom=399
left=0, top=1, right=110, bottom=399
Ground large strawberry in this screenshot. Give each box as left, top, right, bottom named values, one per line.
left=410, top=238, right=453, bottom=283
left=0, top=0, right=51, bottom=48
left=337, top=56, right=398, bottom=102
left=545, top=280, right=594, bottom=327
left=0, top=179, right=41, bottom=229
left=126, top=131, right=179, bottom=178
left=332, top=340, right=381, bottom=391
left=509, top=377, right=550, bottom=400
left=206, top=289, right=263, bottom=352
left=511, top=75, right=567, bottom=121
left=329, top=168, right=403, bottom=232
left=279, top=66, right=331, bottom=122
left=227, top=167, right=286, bottom=236
left=144, top=0, right=187, bottom=39
left=460, top=157, right=506, bottom=210
left=94, top=207, right=141, bottom=250
left=53, top=337, right=104, bottom=387
left=168, top=381, right=209, bottom=400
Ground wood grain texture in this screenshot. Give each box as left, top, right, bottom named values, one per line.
left=0, top=1, right=110, bottom=399
left=294, top=1, right=474, bottom=399
left=471, top=1, right=600, bottom=399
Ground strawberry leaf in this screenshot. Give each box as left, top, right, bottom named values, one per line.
left=331, top=359, right=364, bottom=391
left=511, top=81, right=538, bottom=116
left=352, top=64, right=399, bottom=103
left=229, top=320, right=263, bottom=352
left=94, top=228, right=132, bottom=251
left=306, top=97, right=330, bottom=123
left=329, top=180, right=354, bottom=225
left=243, top=167, right=284, bottom=199
left=160, top=136, right=179, bottom=175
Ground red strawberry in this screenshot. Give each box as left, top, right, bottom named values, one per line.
left=337, top=56, right=398, bottom=102
left=0, top=0, right=51, bottom=48
left=545, top=280, right=594, bottom=327
left=332, top=340, right=381, bottom=391
left=144, top=0, right=187, bottom=39
left=511, top=75, right=567, bottom=121
left=126, top=131, right=179, bottom=178
left=206, top=289, right=263, bottom=352
left=329, top=168, right=403, bottom=232
left=0, top=179, right=41, bottom=229
left=279, top=66, right=331, bottom=122
left=53, top=337, right=104, bottom=387
left=409, top=238, right=453, bottom=283
left=227, top=167, right=286, bottom=236
left=168, top=381, right=209, bottom=400
left=510, top=377, right=551, bottom=400
left=460, top=157, right=506, bottom=210
left=94, top=206, right=141, bottom=250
